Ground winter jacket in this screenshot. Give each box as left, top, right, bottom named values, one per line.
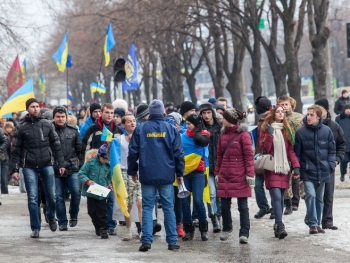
left=334, top=96, right=350, bottom=115
left=286, top=111, right=303, bottom=133
left=214, top=124, right=254, bottom=198
left=78, top=149, right=111, bottom=200
left=0, top=128, right=9, bottom=156
left=323, top=112, right=346, bottom=164
left=54, top=123, right=82, bottom=176
left=259, top=129, right=300, bottom=190
left=336, top=112, right=350, bottom=152
left=79, top=116, right=94, bottom=139
left=9, top=115, right=65, bottom=173
left=127, top=114, right=184, bottom=185
left=295, top=117, right=336, bottom=183
left=203, top=119, right=221, bottom=175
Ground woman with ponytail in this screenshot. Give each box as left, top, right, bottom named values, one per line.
left=259, top=105, right=300, bottom=239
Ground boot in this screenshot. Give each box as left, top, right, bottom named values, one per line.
left=182, top=223, right=195, bottom=241
left=273, top=224, right=278, bottom=238
left=284, top=199, right=293, bottom=215
left=100, top=229, right=109, bottom=239
left=269, top=209, right=275, bottom=220
left=199, top=222, right=208, bottom=241
left=277, top=223, right=288, bottom=239
left=210, top=215, right=221, bottom=233
left=340, top=174, right=345, bottom=182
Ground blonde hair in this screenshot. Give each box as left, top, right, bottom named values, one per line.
left=68, top=115, right=77, bottom=126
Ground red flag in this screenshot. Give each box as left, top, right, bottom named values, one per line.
left=6, top=55, right=24, bottom=97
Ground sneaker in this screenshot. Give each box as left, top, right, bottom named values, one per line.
left=317, top=226, right=325, bottom=234
left=220, top=229, right=232, bottom=241
left=168, top=243, right=180, bottom=250
left=309, top=226, right=318, bottom=234
left=100, top=229, right=109, bottom=239
left=30, top=230, right=40, bottom=238
left=69, top=219, right=78, bottom=227
left=122, top=232, right=132, bottom=241
left=59, top=225, right=68, bottom=231
left=239, top=236, right=248, bottom=244
left=254, top=209, right=269, bottom=219
left=108, top=229, right=117, bottom=236
left=176, top=223, right=185, bottom=237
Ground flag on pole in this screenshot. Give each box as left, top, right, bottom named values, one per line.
left=104, top=22, right=116, bottom=67
left=109, top=138, right=129, bottom=218
left=122, top=43, right=139, bottom=92
left=6, top=55, right=24, bottom=97
left=0, top=78, right=34, bottom=118
left=52, top=31, right=68, bottom=72
left=67, top=87, right=73, bottom=103
left=90, top=82, right=106, bottom=94
left=38, top=74, right=46, bottom=95
left=101, top=126, right=113, bottom=142
left=21, top=59, right=27, bottom=82
left=66, top=54, right=72, bottom=68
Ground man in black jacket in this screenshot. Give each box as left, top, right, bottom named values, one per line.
left=334, top=90, right=350, bottom=115
left=336, top=104, right=350, bottom=182
left=10, top=98, right=65, bottom=238
left=314, top=99, right=345, bottom=230
left=53, top=106, right=82, bottom=231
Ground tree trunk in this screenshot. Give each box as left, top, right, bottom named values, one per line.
left=187, top=75, right=197, bottom=105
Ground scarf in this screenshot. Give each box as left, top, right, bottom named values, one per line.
left=271, top=122, right=290, bottom=174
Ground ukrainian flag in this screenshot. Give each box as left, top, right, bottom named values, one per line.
left=104, top=22, right=116, bottom=67
left=0, top=78, right=34, bottom=118
left=90, top=82, right=106, bottom=94
left=52, top=31, right=68, bottom=72
left=181, top=133, right=210, bottom=203
left=38, top=74, right=45, bottom=95
left=101, top=126, right=113, bottom=142
left=109, top=138, right=129, bottom=217
left=21, top=59, right=27, bottom=82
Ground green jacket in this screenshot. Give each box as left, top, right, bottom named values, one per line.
left=78, top=157, right=111, bottom=200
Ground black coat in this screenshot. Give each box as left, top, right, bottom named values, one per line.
left=334, top=97, right=350, bottom=115
left=295, top=117, right=336, bottom=183
left=203, top=119, right=221, bottom=174
left=54, top=123, right=82, bottom=176
left=9, top=115, right=65, bottom=173
left=0, top=128, right=9, bottom=160
left=336, top=113, right=350, bottom=152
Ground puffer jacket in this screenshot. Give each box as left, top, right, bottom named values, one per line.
left=295, top=117, right=336, bottom=183
left=78, top=149, right=111, bottom=200
left=214, top=123, right=254, bottom=198
left=128, top=114, right=184, bottom=185
left=203, top=119, right=221, bottom=175
left=259, top=129, right=300, bottom=190
left=0, top=128, right=9, bottom=160
left=54, top=123, right=82, bottom=176
left=336, top=112, right=350, bottom=152
left=9, top=115, right=65, bottom=173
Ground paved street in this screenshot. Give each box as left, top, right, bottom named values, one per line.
left=1, top=170, right=350, bottom=263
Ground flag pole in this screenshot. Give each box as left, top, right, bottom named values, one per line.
left=66, top=68, right=69, bottom=105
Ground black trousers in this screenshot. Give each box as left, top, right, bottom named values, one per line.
left=322, top=172, right=335, bottom=227
left=292, top=177, right=300, bottom=207
left=87, top=197, right=108, bottom=230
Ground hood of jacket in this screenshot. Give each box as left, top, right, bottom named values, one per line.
left=85, top=149, right=98, bottom=163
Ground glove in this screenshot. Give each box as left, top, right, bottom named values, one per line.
left=246, top=176, right=255, bottom=188
left=266, top=125, right=274, bottom=136
left=200, top=129, right=210, bottom=137
left=85, top=180, right=95, bottom=186
left=293, top=168, right=300, bottom=176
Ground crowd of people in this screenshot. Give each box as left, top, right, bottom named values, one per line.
left=0, top=91, right=349, bottom=252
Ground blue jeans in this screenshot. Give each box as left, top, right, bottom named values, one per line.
left=23, top=166, right=56, bottom=231
left=304, top=181, right=325, bottom=227
left=182, top=171, right=207, bottom=224
left=141, top=183, right=177, bottom=245
left=55, top=173, right=81, bottom=226
left=255, top=174, right=270, bottom=211
left=206, top=175, right=218, bottom=217
left=107, top=191, right=116, bottom=230
left=269, top=188, right=285, bottom=224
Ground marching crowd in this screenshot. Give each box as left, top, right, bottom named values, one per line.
left=0, top=91, right=350, bottom=252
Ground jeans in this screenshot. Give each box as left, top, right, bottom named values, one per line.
left=182, top=171, right=207, bottom=224
left=322, top=172, right=335, bottom=227
left=254, top=173, right=270, bottom=212
left=269, top=188, right=285, bottom=224
left=23, top=166, right=56, bottom=231
left=340, top=152, right=350, bottom=175
left=107, top=191, right=116, bottom=230
left=206, top=175, right=218, bottom=217
left=221, top=197, right=250, bottom=237
left=87, top=197, right=107, bottom=230
left=1, top=161, right=9, bottom=194
left=141, top=183, right=177, bottom=245
left=174, top=186, right=182, bottom=223
left=55, top=173, right=81, bottom=226
left=304, top=181, right=325, bottom=227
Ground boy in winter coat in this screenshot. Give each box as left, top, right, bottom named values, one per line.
left=78, top=144, right=113, bottom=239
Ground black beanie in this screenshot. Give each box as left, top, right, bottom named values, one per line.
left=26, top=98, right=39, bottom=109
left=136, top=103, right=149, bottom=119
left=114, top=108, right=125, bottom=118
left=180, top=101, right=196, bottom=116
left=254, top=96, right=271, bottom=115
left=186, top=114, right=202, bottom=127
left=89, top=103, right=101, bottom=115
left=53, top=106, right=67, bottom=118
left=314, top=98, right=329, bottom=111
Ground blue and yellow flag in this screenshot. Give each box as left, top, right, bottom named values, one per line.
left=109, top=138, right=129, bottom=217
left=104, top=22, right=116, bottom=67
left=122, top=43, right=139, bottom=92
left=67, top=87, right=73, bottom=104
left=38, top=74, right=45, bottom=95
left=0, top=78, right=34, bottom=118
left=52, top=31, right=68, bottom=72
left=21, top=59, right=27, bottom=82
left=90, top=82, right=106, bottom=94
left=181, top=132, right=210, bottom=203
left=101, top=126, right=113, bottom=142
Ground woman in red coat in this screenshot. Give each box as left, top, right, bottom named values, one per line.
left=259, top=105, right=300, bottom=239
left=214, top=109, right=254, bottom=244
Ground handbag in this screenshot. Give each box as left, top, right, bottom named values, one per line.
left=254, top=153, right=275, bottom=173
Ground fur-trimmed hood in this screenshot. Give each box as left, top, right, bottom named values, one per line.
left=221, top=123, right=249, bottom=133
left=84, top=149, right=98, bottom=163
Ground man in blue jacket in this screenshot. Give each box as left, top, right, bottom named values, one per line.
left=128, top=99, right=184, bottom=252
left=295, top=105, right=336, bottom=235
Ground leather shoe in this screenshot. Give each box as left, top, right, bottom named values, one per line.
left=30, top=230, right=40, bottom=238
left=168, top=243, right=180, bottom=250
left=254, top=209, right=269, bottom=219
left=59, top=225, right=68, bottom=231
left=49, top=219, right=57, bottom=232
left=69, top=219, right=78, bottom=227
left=139, top=243, right=151, bottom=252
left=322, top=225, right=338, bottom=230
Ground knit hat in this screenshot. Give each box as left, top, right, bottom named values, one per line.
left=26, top=98, right=39, bottom=109
left=342, top=89, right=348, bottom=95
left=208, top=97, right=217, bottom=104
left=223, top=109, right=246, bottom=125
left=148, top=100, right=164, bottom=116
left=180, top=101, right=196, bottom=116
left=112, top=99, right=128, bottom=112
left=39, top=101, right=46, bottom=108
left=114, top=108, right=125, bottom=118
left=53, top=106, right=67, bottom=118
left=168, top=112, right=182, bottom=125
left=89, top=103, right=101, bottom=115
left=136, top=103, right=150, bottom=118
left=213, top=103, right=225, bottom=112
left=98, top=144, right=109, bottom=159
left=186, top=114, right=202, bottom=127
left=314, top=98, right=329, bottom=111
left=254, top=96, right=272, bottom=115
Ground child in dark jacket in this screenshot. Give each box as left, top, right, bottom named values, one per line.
left=79, top=144, right=112, bottom=239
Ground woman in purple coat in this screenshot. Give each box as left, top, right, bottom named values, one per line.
left=260, top=105, right=300, bottom=239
